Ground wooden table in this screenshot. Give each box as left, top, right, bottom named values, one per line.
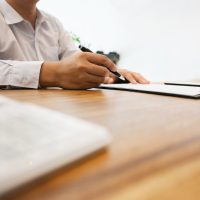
left=1, top=89, right=200, bottom=200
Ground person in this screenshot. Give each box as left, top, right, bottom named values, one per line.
left=0, top=0, right=149, bottom=90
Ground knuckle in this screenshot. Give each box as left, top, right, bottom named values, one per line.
left=78, top=63, right=87, bottom=71
left=78, top=52, right=87, bottom=59
left=102, top=68, right=110, bottom=76
left=101, top=55, right=109, bottom=64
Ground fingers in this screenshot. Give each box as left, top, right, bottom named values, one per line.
left=132, top=72, right=150, bottom=84
left=64, top=72, right=113, bottom=90
left=122, top=72, right=137, bottom=84
left=85, top=73, right=114, bottom=84
left=107, top=72, right=119, bottom=83
left=119, top=69, right=150, bottom=84
left=86, top=53, right=117, bottom=73
left=85, top=63, right=110, bottom=77
left=84, top=62, right=116, bottom=84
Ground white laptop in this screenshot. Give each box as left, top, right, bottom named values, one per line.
left=0, top=96, right=111, bottom=194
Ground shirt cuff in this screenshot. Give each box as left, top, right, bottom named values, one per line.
left=6, top=61, right=43, bottom=89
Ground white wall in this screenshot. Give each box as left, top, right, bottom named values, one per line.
left=38, top=0, right=200, bottom=81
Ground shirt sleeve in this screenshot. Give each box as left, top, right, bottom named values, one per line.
left=0, top=60, right=43, bottom=89
left=53, top=18, right=80, bottom=60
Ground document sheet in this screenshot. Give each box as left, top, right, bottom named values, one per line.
left=0, top=96, right=111, bottom=194
left=100, top=84, right=200, bottom=98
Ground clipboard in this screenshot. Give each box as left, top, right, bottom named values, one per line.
left=99, top=84, right=200, bottom=99
left=165, top=82, right=200, bottom=87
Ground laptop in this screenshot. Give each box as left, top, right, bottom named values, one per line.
left=0, top=96, right=111, bottom=195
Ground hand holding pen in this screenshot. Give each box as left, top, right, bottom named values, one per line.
left=40, top=46, right=149, bottom=90
left=79, top=45, right=129, bottom=83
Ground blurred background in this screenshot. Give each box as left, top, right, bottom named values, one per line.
left=38, top=0, right=200, bottom=81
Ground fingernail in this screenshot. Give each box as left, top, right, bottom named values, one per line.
left=108, top=78, right=114, bottom=84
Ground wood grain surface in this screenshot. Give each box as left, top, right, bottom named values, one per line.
left=0, top=88, right=200, bottom=200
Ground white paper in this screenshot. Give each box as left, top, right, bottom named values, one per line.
left=100, top=84, right=200, bottom=98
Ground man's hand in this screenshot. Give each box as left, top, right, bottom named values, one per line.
left=39, top=52, right=117, bottom=89
left=105, top=69, right=150, bottom=84
left=39, top=52, right=150, bottom=89
left=118, top=69, right=150, bottom=84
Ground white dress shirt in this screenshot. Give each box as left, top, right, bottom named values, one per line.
left=0, top=0, right=78, bottom=88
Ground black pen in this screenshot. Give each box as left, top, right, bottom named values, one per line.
left=79, top=45, right=129, bottom=83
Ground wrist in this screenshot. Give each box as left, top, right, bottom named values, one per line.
left=39, top=61, right=60, bottom=87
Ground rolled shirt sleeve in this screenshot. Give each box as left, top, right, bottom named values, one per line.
left=0, top=60, right=43, bottom=88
